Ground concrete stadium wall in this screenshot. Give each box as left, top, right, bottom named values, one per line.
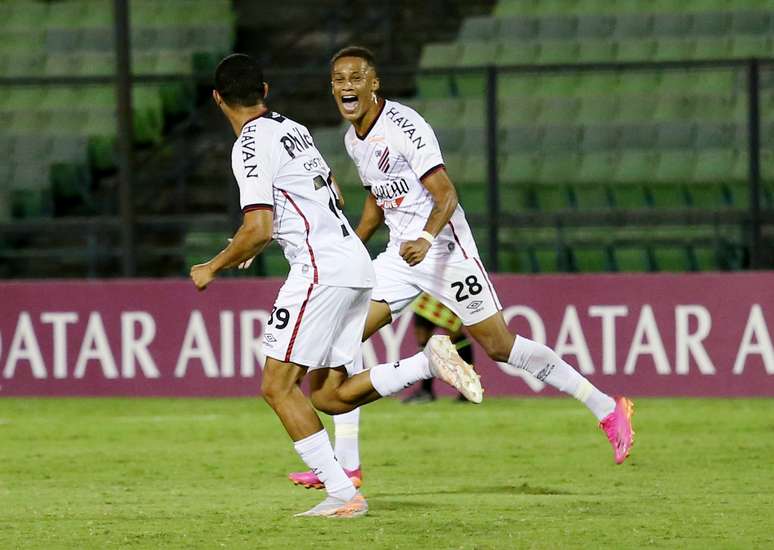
left=1, top=273, right=773, bottom=397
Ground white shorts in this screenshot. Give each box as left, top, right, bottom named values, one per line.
left=371, top=247, right=502, bottom=326
left=262, top=276, right=371, bottom=370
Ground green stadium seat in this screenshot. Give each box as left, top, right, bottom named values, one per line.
left=572, top=247, right=610, bottom=272
left=577, top=40, right=617, bottom=62
left=539, top=74, right=582, bottom=96
left=538, top=153, right=581, bottom=184
left=457, top=183, right=488, bottom=214
left=691, top=246, right=718, bottom=271
left=460, top=16, right=499, bottom=41
left=619, top=124, right=658, bottom=149
left=655, top=122, right=696, bottom=149
left=498, top=96, right=542, bottom=126
left=580, top=125, right=619, bottom=152
left=418, top=43, right=460, bottom=98
left=653, top=246, right=692, bottom=271
left=576, top=15, right=615, bottom=39
left=575, top=152, right=617, bottom=183
left=541, top=125, right=581, bottom=152
left=694, top=149, right=737, bottom=183
left=435, top=127, right=464, bottom=152
left=652, top=13, right=693, bottom=36
left=537, top=16, right=578, bottom=39
left=572, top=182, right=612, bottom=209
left=503, top=125, right=544, bottom=152
left=695, top=123, right=736, bottom=149
left=496, top=17, right=539, bottom=42
left=575, top=73, right=620, bottom=96
left=617, top=72, right=661, bottom=96
left=498, top=73, right=543, bottom=98
left=654, top=151, right=696, bottom=184
left=499, top=178, right=534, bottom=211
left=499, top=249, right=534, bottom=273
left=616, top=96, right=658, bottom=124
left=690, top=37, right=733, bottom=60
left=533, top=246, right=562, bottom=272
left=692, top=12, right=731, bottom=36
left=460, top=155, right=487, bottom=185
left=653, top=95, right=696, bottom=121
left=537, top=97, right=580, bottom=124
left=423, top=97, right=464, bottom=128
left=731, top=11, right=770, bottom=35
left=613, top=15, right=654, bottom=39
left=688, top=182, right=728, bottom=208
left=729, top=36, right=769, bottom=59
left=648, top=182, right=689, bottom=208
left=613, top=247, right=652, bottom=272
left=496, top=42, right=540, bottom=65
left=456, top=41, right=498, bottom=97
left=3, top=53, right=46, bottom=77
left=536, top=41, right=580, bottom=64
left=653, top=39, right=696, bottom=62
left=460, top=99, right=486, bottom=129
left=500, top=153, right=542, bottom=185
left=5, top=1, right=49, bottom=31
left=577, top=96, right=619, bottom=123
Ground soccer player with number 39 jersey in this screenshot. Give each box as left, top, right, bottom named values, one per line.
left=190, top=54, right=483, bottom=518
left=288, top=46, right=635, bottom=491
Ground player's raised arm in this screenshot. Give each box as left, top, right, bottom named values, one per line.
left=398, top=168, right=459, bottom=267
left=190, top=209, right=273, bottom=290
left=355, top=193, right=384, bottom=243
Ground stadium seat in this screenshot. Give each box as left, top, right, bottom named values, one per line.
left=496, top=42, right=540, bottom=65
left=456, top=41, right=499, bottom=97
left=613, top=246, right=652, bottom=272
left=648, top=182, right=689, bottom=208
left=460, top=16, right=499, bottom=41
left=536, top=41, right=580, bottom=64
left=577, top=40, right=617, bottom=62
left=498, top=96, right=542, bottom=126
left=694, top=149, right=737, bottom=183
left=571, top=246, right=610, bottom=272
left=655, top=122, right=696, bottom=150
left=417, top=42, right=460, bottom=98
left=654, top=151, right=697, bottom=184
left=575, top=151, right=617, bottom=183
left=499, top=153, right=542, bottom=185
left=537, top=152, right=581, bottom=183
left=537, top=97, right=580, bottom=124
left=653, top=246, right=692, bottom=271
left=576, top=15, right=615, bottom=40
left=653, top=39, right=696, bottom=62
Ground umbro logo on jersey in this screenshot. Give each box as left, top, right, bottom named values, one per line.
left=467, top=300, right=483, bottom=310
left=376, top=147, right=390, bottom=173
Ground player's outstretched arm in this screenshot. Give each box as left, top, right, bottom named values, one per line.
left=190, top=209, right=273, bottom=290
left=399, top=168, right=459, bottom=266
left=355, top=194, right=384, bottom=243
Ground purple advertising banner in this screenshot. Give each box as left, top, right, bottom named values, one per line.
left=1, top=273, right=773, bottom=397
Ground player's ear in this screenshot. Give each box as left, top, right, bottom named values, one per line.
left=212, top=89, right=220, bottom=105
left=262, top=82, right=270, bottom=100
left=371, top=76, right=380, bottom=95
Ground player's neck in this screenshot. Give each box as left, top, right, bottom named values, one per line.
left=228, top=104, right=269, bottom=136
left=353, top=97, right=384, bottom=137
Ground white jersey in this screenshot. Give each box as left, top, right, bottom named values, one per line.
left=232, top=111, right=374, bottom=288
left=344, top=99, right=479, bottom=261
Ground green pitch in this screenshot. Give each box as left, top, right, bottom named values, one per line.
left=1, top=397, right=772, bottom=549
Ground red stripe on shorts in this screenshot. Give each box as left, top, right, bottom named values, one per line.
left=473, top=257, right=498, bottom=307
left=447, top=220, right=469, bottom=259
left=285, top=283, right=315, bottom=362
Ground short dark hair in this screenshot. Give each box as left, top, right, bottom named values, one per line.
left=214, top=53, right=266, bottom=107
left=330, top=46, right=377, bottom=72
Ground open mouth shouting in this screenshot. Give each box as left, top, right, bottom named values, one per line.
left=341, top=94, right=359, bottom=114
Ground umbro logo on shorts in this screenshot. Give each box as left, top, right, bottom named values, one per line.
left=265, top=334, right=277, bottom=343
left=466, top=300, right=483, bottom=310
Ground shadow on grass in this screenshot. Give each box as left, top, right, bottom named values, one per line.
left=373, top=483, right=572, bottom=498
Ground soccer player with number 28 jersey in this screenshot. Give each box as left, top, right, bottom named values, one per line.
left=190, top=54, right=482, bottom=518
left=288, top=46, right=635, bottom=491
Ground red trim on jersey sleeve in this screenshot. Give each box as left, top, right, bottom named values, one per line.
left=280, top=190, right=319, bottom=284
left=419, top=163, right=445, bottom=182
left=447, top=220, right=469, bottom=259
left=355, top=98, right=386, bottom=141
left=284, top=283, right=314, bottom=362
left=242, top=203, right=273, bottom=213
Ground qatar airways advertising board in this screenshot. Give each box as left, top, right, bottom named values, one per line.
left=0, top=273, right=772, bottom=397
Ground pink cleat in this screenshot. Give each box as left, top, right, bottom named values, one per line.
left=288, top=467, right=362, bottom=490
left=600, top=396, right=635, bottom=464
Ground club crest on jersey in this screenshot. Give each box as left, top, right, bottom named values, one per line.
left=375, top=147, right=391, bottom=173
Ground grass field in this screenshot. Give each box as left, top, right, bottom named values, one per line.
left=1, top=397, right=773, bottom=549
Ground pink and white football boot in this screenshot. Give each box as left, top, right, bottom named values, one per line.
left=289, top=467, right=362, bottom=490
left=600, top=396, right=635, bottom=464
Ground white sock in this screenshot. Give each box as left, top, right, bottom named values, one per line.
left=369, top=352, right=432, bottom=397
left=508, top=336, right=615, bottom=421
left=333, top=407, right=360, bottom=470
left=334, top=347, right=363, bottom=470
left=294, top=429, right=356, bottom=501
